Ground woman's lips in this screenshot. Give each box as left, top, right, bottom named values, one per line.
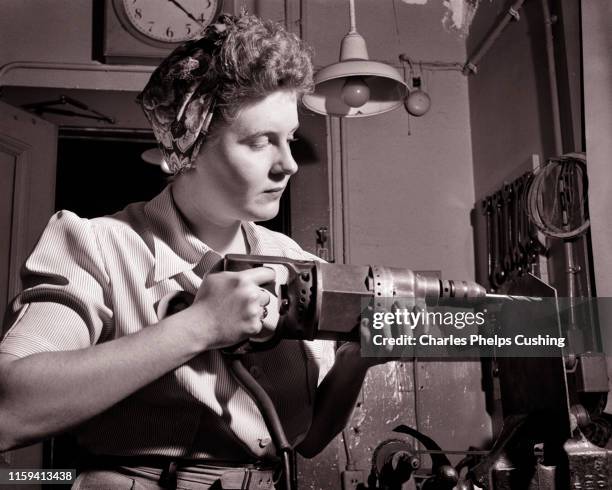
left=264, top=187, right=285, bottom=197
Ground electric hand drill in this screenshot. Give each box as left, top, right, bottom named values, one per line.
left=223, top=254, right=506, bottom=342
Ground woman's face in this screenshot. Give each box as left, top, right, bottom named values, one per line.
left=190, top=90, right=299, bottom=225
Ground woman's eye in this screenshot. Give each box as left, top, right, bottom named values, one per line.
left=249, top=136, right=270, bottom=149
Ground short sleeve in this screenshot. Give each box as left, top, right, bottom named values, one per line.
left=0, top=210, right=113, bottom=357
left=312, top=339, right=336, bottom=385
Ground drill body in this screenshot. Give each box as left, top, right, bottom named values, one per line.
left=224, top=254, right=488, bottom=342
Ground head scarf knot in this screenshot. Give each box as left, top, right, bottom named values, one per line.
left=138, top=15, right=235, bottom=174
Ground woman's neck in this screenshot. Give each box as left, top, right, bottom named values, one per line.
left=171, top=182, right=248, bottom=255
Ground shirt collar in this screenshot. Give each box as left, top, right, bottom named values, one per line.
left=143, top=185, right=269, bottom=283
left=144, top=185, right=212, bottom=283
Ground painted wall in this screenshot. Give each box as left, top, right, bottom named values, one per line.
left=582, top=3, right=612, bottom=293
left=582, top=1, right=612, bottom=389
left=1, top=1, right=93, bottom=64
left=468, top=0, right=556, bottom=202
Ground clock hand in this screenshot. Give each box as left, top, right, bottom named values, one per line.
left=167, top=0, right=204, bottom=26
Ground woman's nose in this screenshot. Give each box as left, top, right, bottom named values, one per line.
left=274, top=144, right=298, bottom=176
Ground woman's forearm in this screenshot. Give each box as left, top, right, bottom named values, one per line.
left=296, top=344, right=370, bottom=458
left=0, top=268, right=276, bottom=451
left=0, top=310, right=204, bottom=451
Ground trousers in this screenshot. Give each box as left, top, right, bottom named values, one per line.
left=72, top=463, right=278, bottom=490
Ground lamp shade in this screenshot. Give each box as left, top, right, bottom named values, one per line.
left=141, top=147, right=172, bottom=174
left=302, top=32, right=408, bottom=117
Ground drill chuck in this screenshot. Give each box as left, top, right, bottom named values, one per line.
left=437, top=279, right=488, bottom=305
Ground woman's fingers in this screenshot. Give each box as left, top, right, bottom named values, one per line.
left=238, top=266, right=276, bottom=286
left=189, top=266, right=280, bottom=348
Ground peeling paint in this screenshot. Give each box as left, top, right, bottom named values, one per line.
left=400, top=0, right=483, bottom=36
left=353, top=409, right=366, bottom=427
left=442, top=0, right=482, bottom=37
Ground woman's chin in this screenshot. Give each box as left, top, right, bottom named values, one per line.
left=245, top=203, right=279, bottom=222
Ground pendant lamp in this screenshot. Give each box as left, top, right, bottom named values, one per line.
left=302, top=0, right=408, bottom=117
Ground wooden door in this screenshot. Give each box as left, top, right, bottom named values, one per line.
left=0, top=101, right=57, bottom=488
left=0, top=101, right=57, bottom=327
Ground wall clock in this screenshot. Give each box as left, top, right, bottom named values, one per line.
left=100, top=0, right=223, bottom=65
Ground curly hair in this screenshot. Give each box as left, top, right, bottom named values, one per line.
left=137, top=12, right=314, bottom=173
left=211, top=13, right=314, bottom=125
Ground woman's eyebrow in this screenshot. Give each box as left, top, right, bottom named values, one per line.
left=241, top=126, right=300, bottom=139
left=238, top=130, right=271, bottom=142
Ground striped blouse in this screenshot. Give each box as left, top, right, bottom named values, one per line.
left=0, top=185, right=335, bottom=460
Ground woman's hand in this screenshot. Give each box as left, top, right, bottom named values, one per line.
left=334, top=340, right=395, bottom=372
left=183, top=267, right=276, bottom=350
left=334, top=317, right=403, bottom=371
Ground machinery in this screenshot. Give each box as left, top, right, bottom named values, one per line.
left=162, top=254, right=611, bottom=489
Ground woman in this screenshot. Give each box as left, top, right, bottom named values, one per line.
left=0, top=12, right=376, bottom=489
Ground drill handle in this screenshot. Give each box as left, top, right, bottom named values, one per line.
left=223, top=254, right=284, bottom=292
left=224, top=253, right=298, bottom=270
left=222, top=254, right=321, bottom=352
left=224, top=253, right=307, bottom=280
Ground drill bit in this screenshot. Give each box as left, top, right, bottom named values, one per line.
left=485, top=293, right=543, bottom=302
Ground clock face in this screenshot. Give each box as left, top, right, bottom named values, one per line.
left=114, top=0, right=222, bottom=46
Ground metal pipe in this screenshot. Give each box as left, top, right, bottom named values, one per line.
left=540, top=0, right=564, bottom=155
left=348, top=0, right=357, bottom=34
left=399, top=55, right=463, bottom=72
left=463, top=0, right=527, bottom=75
left=539, top=0, right=580, bottom=345
left=0, top=61, right=153, bottom=88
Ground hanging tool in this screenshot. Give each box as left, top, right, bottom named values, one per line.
left=483, top=197, right=494, bottom=286
left=511, top=177, right=524, bottom=273
left=21, top=95, right=115, bottom=123
left=501, top=185, right=513, bottom=276
left=483, top=170, right=550, bottom=284
left=491, top=193, right=506, bottom=288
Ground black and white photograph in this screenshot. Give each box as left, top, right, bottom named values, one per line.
left=0, top=1, right=611, bottom=489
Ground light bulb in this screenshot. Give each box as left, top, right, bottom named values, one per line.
left=341, top=77, right=370, bottom=108
left=405, top=89, right=431, bottom=117
left=160, top=159, right=172, bottom=174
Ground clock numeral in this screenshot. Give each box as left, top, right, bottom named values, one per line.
left=166, top=26, right=175, bottom=38
left=134, top=8, right=142, bottom=19
left=185, top=24, right=192, bottom=35
left=147, top=21, right=154, bottom=32
left=197, top=13, right=207, bottom=23
left=205, top=0, right=212, bottom=8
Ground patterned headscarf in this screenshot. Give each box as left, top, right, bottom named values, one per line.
left=138, top=15, right=234, bottom=174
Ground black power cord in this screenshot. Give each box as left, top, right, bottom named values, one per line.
left=228, top=357, right=296, bottom=490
